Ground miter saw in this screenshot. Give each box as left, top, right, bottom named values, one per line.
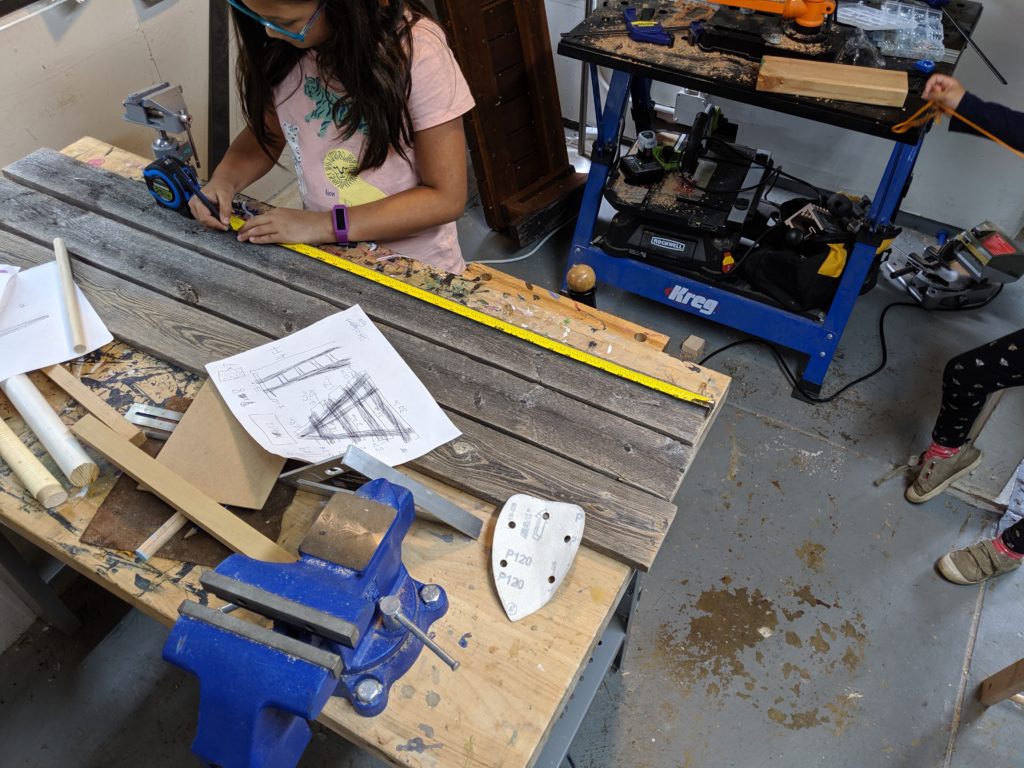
left=691, top=0, right=843, bottom=61
left=886, top=222, right=1024, bottom=309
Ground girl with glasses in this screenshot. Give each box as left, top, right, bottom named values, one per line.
left=192, top=0, right=475, bottom=274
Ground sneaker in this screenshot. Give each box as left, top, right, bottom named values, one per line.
left=905, top=445, right=982, bottom=504
left=936, top=539, right=1023, bottom=585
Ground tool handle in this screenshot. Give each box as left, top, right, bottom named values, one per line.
left=0, top=374, right=98, bottom=487
left=136, top=511, right=188, bottom=561
left=0, top=417, right=68, bottom=508
left=940, top=7, right=1007, bottom=85
left=53, top=238, right=87, bottom=355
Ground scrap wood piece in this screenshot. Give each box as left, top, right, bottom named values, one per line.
left=41, top=364, right=145, bottom=445
left=71, top=415, right=295, bottom=563
left=757, top=55, right=908, bottom=108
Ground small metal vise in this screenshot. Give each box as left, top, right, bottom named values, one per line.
left=163, top=478, right=455, bottom=768
left=122, top=82, right=199, bottom=165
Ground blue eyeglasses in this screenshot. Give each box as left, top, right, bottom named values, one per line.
left=226, top=0, right=326, bottom=42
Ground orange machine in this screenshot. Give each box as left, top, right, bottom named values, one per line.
left=712, top=0, right=837, bottom=30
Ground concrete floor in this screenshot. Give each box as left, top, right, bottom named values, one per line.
left=2, top=168, right=1023, bottom=766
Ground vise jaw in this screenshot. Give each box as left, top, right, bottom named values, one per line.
left=163, top=478, right=451, bottom=768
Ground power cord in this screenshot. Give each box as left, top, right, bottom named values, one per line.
left=472, top=218, right=574, bottom=266
left=698, top=286, right=1005, bottom=403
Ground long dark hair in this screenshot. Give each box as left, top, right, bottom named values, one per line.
left=232, top=0, right=432, bottom=171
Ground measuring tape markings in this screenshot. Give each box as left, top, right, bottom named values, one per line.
left=228, top=216, right=714, bottom=410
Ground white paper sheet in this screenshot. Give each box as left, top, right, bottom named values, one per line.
left=205, top=306, right=460, bottom=465
left=0, top=262, right=112, bottom=381
left=0, top=265, right=19, bottom=315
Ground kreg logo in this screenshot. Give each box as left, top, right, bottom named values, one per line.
left=665, top=285, right=718, bottom=316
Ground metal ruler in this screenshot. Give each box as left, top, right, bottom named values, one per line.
left=229, top=216, right=715, bottom=411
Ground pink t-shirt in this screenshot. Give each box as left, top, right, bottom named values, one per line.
left=273, top=18, right=475, bottom=273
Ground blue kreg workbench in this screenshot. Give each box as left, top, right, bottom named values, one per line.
left=557, top=1, right=982, bottom=394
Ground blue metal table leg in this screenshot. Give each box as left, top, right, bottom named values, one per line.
left=565, top=69, right=632, bottom=286
left=798, top=136, right=924, bottom=391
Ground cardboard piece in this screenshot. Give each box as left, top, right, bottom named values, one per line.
left=152, top=380, right=286, bottom=509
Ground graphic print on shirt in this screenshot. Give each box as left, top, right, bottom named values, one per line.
left=281, top=122, right=308, bottom=206
left=303, top=76, right=341, bottom=137
left=323, top=148, right=386, bottom=206
left=301, top=75, right=382, bottom=205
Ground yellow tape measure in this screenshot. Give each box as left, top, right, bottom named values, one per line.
left=231, top=217, right=714, bottom=410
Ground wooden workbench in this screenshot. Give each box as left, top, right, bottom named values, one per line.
left=0, top=139, right=730, bottom=767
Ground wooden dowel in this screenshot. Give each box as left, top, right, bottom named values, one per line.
left=135, top=512, right=188, bottom=561
left=53, top=237, right=86, bottom=355
left=0, top=374, right=98, bottom=487
left=0, top=417, right=68, bottom=508
left=41, top=365, right=145, bottom=446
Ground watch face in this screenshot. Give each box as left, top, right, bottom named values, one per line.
left=334, top=206, right=347, bottom=230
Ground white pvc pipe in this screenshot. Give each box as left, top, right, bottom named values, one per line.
left=0, top=374, right=98, bottom=487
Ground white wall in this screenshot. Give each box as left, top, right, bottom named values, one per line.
left=0, top=0, right=209, bottom=169
left=547, top=0, right=1024, bottom=233
left=0, top=0, right=210, bottom=651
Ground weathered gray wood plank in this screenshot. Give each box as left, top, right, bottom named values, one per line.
left=413, top=414, right=675, bottom=568
left=4, top=149, right=711, bottom=446
left=0, top=231, right=263, bottom=366
left=0, top=223, right=677, bottom=570
left=0, top=179, right=687, bottom=499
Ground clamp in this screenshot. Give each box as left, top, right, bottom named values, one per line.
left=623, top=7, right=675, bottom=46
left=163, top=478, right=458, bottom=768
left=122, top=82, right=219, bottom=218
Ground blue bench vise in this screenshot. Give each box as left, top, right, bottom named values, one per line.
left=163, top=478, right=458, bottom=768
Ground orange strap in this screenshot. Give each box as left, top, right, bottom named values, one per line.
left=892, top=101, right=1024, bottom=160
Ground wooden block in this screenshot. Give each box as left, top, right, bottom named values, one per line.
left=70, top=415, right=295, bottom=563
left=152, top=380, right=286, bottom=510
left=757, top=56, right=908, bottom=108
left=680, top=335, right=706, bottom=362
left=41, top=365, right=145, bottom=446
left=979, top=658, right=1024, bottom=706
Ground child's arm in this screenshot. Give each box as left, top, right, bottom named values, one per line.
left=235, top=117, right=468, bottom=245
left=189, top=115, right=287, bottom=231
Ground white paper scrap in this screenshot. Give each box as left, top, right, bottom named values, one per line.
left=0, top=262, right=112, bottom=381
left=205, top=306, right=461, bottom=465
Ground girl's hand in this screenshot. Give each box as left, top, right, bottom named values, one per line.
left=188, top=178, right=235, bottom=231
left=236, top=208, right=335, bottom=245
left=923, top=74, right=966, bottom=111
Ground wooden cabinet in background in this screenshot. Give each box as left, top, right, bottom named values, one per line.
left=434, top=0, right=586, bottom=247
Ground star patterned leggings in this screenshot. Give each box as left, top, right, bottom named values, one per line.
left=932, top=328, right=1024, bottom=448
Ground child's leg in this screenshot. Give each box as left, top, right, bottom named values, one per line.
left=930, top=328, right=1024, bottom=450
left=908, top=328, right=1024, bottom=503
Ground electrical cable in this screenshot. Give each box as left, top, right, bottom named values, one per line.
left=472, top=218, right=574, bottom=265
left=698, top=285, right=1005, bottom=403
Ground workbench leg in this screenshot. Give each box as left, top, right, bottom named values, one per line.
left=0, top=528, right=79, bottom=635
left=565, top=69, right=632, bottom=289
left=798, top=136, right=924, bottom=391
left=614, top=570, right=643, bottom=671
